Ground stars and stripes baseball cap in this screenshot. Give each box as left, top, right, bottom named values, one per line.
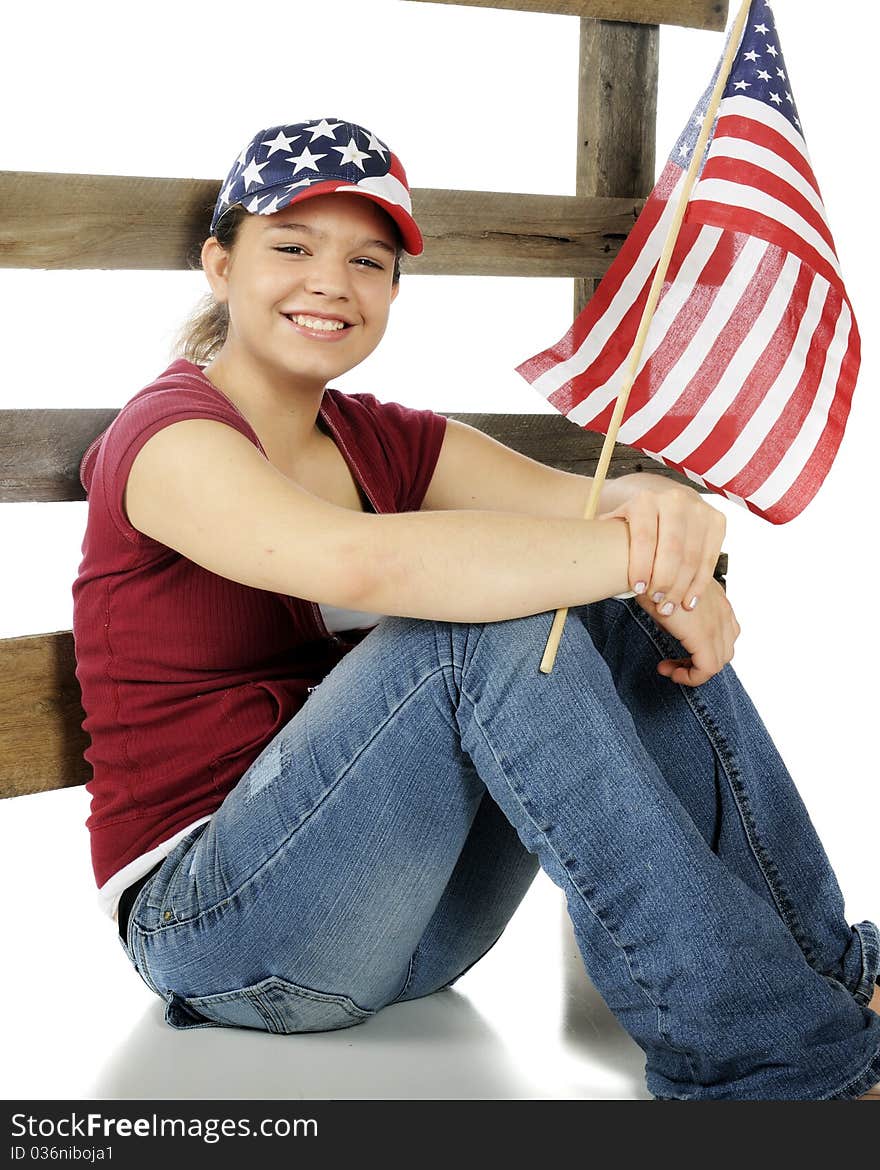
left=210, top=117, right=424, bottom=256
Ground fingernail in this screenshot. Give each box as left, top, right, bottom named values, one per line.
left=688, top=596, right=699, bottom=609
left=653, top=592, right=665, bottom=604
left=660, top=601, right=674, bottom=616
left=634, top=581, right=647, bottom=594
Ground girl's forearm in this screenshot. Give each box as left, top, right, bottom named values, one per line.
left=354, top=509, right=631, bottom=623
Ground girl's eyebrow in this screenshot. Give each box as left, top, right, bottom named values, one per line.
left=267, top=221, right=396, bottom=256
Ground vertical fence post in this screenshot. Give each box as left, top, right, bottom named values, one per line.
left=575, top=17, right=659, bottom=318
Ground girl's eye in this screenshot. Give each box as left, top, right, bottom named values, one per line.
left=354, top=258, right=383, bottom=270
left=274, top=245, right=307, bottom=255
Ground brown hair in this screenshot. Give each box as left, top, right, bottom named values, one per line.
left=170, top=202, right=406, bottom=367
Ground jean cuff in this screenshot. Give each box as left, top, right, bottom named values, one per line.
left=852, top=920, right=880, bottom=1006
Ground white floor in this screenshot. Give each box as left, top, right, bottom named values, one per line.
left=2, top=785, right=650, bottom=1101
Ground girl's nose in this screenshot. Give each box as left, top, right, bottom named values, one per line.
left=302, top=256, right=352, bottom=299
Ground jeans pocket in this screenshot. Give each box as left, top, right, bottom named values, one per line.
left=166, top=974, right=376, bottom=1034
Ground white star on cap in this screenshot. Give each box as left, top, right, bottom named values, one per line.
left=241, top=157, right=270, bottom=191
left=260, top=193, right=284, bottom=214
left=284, top=178, right=313, bottom=193
left=333, top=137, right=371, bottom=171
left=365, top=131, right=388, bottom=160
left=244, top=193, right=264, bottom=212
left=305, top=119, right=343, bottom=142
left=262, top=130, right=299, bottom=157
left=287, top=146, right=327, bottom=173
left=218, top=177, right=236, bottom=206
left=235, top=142, right=251, bottom=168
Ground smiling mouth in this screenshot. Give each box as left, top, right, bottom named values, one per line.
left=285, top=313, right=353, bottom=333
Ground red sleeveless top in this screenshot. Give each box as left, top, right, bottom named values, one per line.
left=72, top=358, right=447, bottom=890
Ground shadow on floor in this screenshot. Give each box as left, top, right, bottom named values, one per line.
left=92, top=985, right=550, bottom=1100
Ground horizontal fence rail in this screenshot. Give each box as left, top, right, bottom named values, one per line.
left=402, top=0, right=728, bottom=31
left=0, top=632, right=90, bottom=796
left=0, top=172, right=642, bottom=278
left=3, top=408, right=714, bottom=503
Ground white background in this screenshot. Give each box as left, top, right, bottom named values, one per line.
left=2, top=0, right=876, bottom=925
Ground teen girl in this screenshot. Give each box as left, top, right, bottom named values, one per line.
left=72, top=117, right=880, bottom=1100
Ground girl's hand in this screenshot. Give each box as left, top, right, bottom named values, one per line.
left=598, top=483, right=726, bottom=618
left=638, top=577, right=741, bottom=687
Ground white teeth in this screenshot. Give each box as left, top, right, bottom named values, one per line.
left=289, top=314, right=347, bottom=331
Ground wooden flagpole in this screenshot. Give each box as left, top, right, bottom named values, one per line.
left=539, top=0, right=752, bottom=675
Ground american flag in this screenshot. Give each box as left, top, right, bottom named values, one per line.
left=515, top=0, right=860, bottom=525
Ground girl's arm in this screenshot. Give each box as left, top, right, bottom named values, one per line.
left=123, top=416, right=632, bottom=623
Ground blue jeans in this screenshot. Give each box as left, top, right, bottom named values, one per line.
left=119, top=598, right=880, bottom=1100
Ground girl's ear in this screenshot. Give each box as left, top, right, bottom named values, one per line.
left=201, top=237, right=230, bottom=304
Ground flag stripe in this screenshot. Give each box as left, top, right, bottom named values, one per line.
left=748, top=297, right=853, bottom=512
left=702, top=134, right=827, bottom=225
left=691, top=178, right=842, bottom=279
left=635, top=245, right=790, bottom=460
left=718, top=95, right=816, bottom=180
left=698, top=157, right=836, bottom=254
left=762, top=306, right=860, bottom=523
left=722, top=281, right=841, bottom=500
left=566, top=225, right=730, bottom=429
left=616, top=235, right=768, bottom=445
left=702, top=265, right=827, bottom=484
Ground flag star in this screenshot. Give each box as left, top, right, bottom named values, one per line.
left=693, top=113, right=705, bottom=127
left=218, top=178, right=236, bottom=206
left=769, top=91, right=783, bottom=105
left=365, top=131, right=387, bottom=159
left=794, top=116, right=801, bottom=126
left=305, top=119, right=343, bottom=142
left=262, top=130, right=299, bottom=157
left=235, top=143, right=251, bottom=168
left=333, top=137, right=371, bottom=171
left=744, top=50, right=759, bottom=62
left=259, top=193, right=285, bottom=215
left=776, top=68, right=786, bottom=80
left=244, top=193, right=264, bottom=213
left=241, top=157, right=270, bottom=191
left=754, top=23, right=769, bottom=34
left=734, top=79, right=751, bottom=90
left=757, top=69, right=772, bottom=81
left=284, top=178, right=313, bottom=193
left=766, top=43, right=779, bottom=57
left=287, top=146, right=327, bottom=173
left=679, top=142, right=689, bottom=157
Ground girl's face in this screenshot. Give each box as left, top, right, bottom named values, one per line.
left=202, top=192, right=400, bottom=394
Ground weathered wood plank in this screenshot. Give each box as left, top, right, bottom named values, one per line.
left=0, top=632, right=91, bottom=797
left=402, top=0, right=728, bottom=31
left=575, top=18, right=658, bottom=316
left=2, top=407, right=720, bottom=502
left=0, top=408, right=119, bottom=502
left=0, top=172, right=642, bottom=278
